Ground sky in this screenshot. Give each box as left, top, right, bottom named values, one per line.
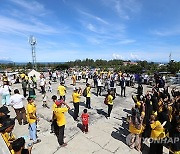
left=0, top=0, right=180, bottom=62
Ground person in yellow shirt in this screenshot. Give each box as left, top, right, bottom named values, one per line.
left=0, top=118, right=16, bottom=154
left=126, top=104, right=145, bottom=152
left=57, top=82, right=66, bottom=101
left=149, top=115, right=165, bottom=154
left=72, top=88, right=82, bottom=121
left=107, top=90, right=114, bottom=119
left=85, top=83, right=91, bottom=109
left=26, top=97, right=41, bottom=144
left=54, top=100, right=70, bottom=147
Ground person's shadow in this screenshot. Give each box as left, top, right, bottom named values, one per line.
left=112, top=116, right=149, bottom=154
left=79, top=101, right=86, bottom=107
left=111, top=117, right=129, bottom=145
left=68, top=109, right=74, bottom=119
left=96, top=109, right=107, bottom=118
left=91, top=91, right=98, bottom=96
left=77, top=123, right=83, bottom=132
left=123, top=109, right=131, bottom=114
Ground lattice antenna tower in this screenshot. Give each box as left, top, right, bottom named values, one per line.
left=169, top=52, right=172, bottom=62
left=29, top=36, right=37, bottom=69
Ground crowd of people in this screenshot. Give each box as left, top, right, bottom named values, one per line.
left=127, top=81, right=180, bottom=153
left=0, top=69, right=179, bottom=154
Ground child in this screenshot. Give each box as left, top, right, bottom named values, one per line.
left=48, top=81, right=52, bottom=93
left=81, top=109, right=89, bottom=133
left=42, top=92, right=49, bottom=108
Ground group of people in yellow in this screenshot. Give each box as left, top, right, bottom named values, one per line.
left=0, top=71, right=179, bottom=154
left=0, top=96, right=39, bottom=154
left=127, top=87, right=180, bottom=154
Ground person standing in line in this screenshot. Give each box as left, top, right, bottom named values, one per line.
left=81, top=109, right=89, bottom=134
left=21, top=77, right=28, bottom=98
left=26, top=97, right=41, bottom=144
left=54, top=100, right=70, bottom=147
left=10, top=89, right=28, bottom=125
left=120, top=75, right=126, bottom=97
left=86, top=83, right=91, bottom=109
left=72, top=87, right=82, bottom=121
left=107, top=90, right=114, bottom=119
left=57, top=82, right=66, bottom=101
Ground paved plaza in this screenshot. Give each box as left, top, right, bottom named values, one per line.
left=1, top=77, right=170, bottom=154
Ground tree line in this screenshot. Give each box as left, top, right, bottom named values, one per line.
left=0, top=59, right=179, bottom=74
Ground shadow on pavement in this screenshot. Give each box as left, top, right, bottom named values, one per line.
left=96, top=109, right=107, bottom=118
left=123, top=108, right=131, bottom=114
left=111, top=117, right=129, bottom=145
left=91, top=91, right=98, bottom=96
left=77, top=123, right=83, bottom=132
left=79, top=101, right=86, bottom=107
left=68, top=109, right=74, bottom=118
left=112, top=116, right=149, bottom=154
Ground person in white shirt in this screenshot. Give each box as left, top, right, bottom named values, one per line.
left=10, top=89, right=27, bottom=125
left=97, top=76, right=102, bottom=96
left=0, top=81, right=11, bottom=106
left=39, top=75, right=46, bottom=94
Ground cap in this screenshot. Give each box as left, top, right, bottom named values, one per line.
left=55, top=100, right=64, bottom=106
left=0, top=106, right=10, bottom=114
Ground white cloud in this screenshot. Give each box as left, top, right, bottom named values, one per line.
left=112, top=53, right=124, bottom=59
left=79, top=10, right=109, bottom=25
left=130, top=52, right=141, bottom=60
left=87, top=24, right=97, bottom=32
left=152, top=28, right=180, bottom=36
left=0, top=15, right=60, bottom=35
left=118, top=39, right=136, bottom=44
left=87, top=37, right=101, bottom=44
left=101, top=0, right=142, bottom=19
left=10, top=0, right=47, bottom=16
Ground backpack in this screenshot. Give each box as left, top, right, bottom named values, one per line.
left=104, top=95, right=108, bottom=105
left=83, top=88, right=87, bottom=97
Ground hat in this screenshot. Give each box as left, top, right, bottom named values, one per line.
left=0, top=106, right=10, bottom=114
left=0, top=118, right=15, bottom=132
left=55, top=100, right=64, bottom=106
